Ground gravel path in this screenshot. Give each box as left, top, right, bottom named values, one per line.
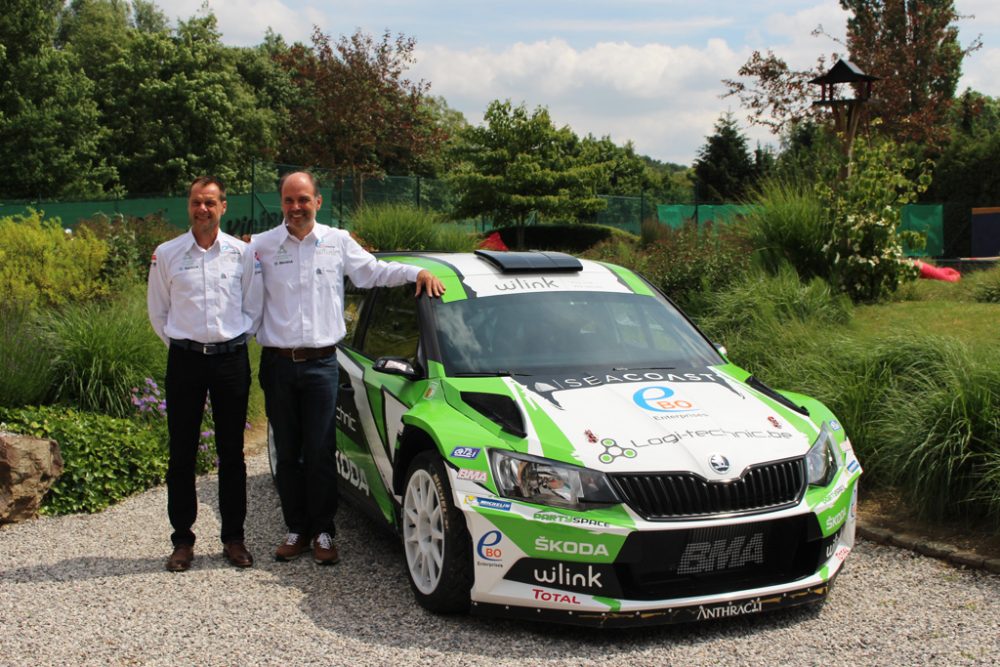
left=2, top=450, right=999, bottom=667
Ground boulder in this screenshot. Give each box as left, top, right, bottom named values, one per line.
left=0, top=431, right=64, bottom=524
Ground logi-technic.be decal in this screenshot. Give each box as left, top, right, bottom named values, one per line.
left=451, top=446, right=480, bottom=459
left=467, top=495, right=511, bottom=511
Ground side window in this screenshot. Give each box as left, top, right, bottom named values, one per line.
left=360, top=285, right=420, bottom=363
left=342, top=277, right=368, bottom=347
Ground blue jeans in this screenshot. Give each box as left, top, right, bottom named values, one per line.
left=259, top=348, right=339, bottom=538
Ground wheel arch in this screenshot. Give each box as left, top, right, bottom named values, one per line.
left=394, top=424, right=440, bottom=496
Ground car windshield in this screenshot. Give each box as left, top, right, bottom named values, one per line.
left=433, top=290, right=722, bottom=375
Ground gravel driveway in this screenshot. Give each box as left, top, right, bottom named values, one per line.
left=2, top=450, right=999, bottom=667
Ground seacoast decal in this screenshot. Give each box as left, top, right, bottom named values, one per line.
left=520, top=369, right=742, bottom=408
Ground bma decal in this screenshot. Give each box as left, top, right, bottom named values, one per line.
left=335, top=450, right=369, bottom=495
left=534, top=536, right=609, bottom=557
left=456, top=468, right=488, bottom=482
left=677, top=532, right=764, bottom=574
left=633, top=386, right=698, bottom=413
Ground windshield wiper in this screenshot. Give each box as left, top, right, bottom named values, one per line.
left=452, top=370, right=532, bottom=378
left=746, top=375, right=809, bottom=416
left=612, top=366, right=676, bottom=371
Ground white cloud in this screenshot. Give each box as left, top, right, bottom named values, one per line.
left=413, top=38, right=749, bottom=164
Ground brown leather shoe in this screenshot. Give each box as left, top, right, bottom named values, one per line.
left=275, top=532, right=308, bottom=561
left=312, top=532, right=340, bottom=565
left=166, top=544, right=194, bottom=572
left=223, top=540, right=254, bottom=568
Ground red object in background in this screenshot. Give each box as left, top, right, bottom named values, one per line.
left=478, top=231, right=508, bottom=251
left=914, top=260, right=961, bottom=282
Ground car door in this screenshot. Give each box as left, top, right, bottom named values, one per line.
left=336, top=283, right=422, bottom=528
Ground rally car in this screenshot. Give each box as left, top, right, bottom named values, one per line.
left=268, top=250, right=861, bottom=626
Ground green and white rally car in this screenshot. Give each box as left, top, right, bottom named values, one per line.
left=271, top=249, right=862, bottom=626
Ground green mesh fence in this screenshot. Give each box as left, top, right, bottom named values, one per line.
left=1, top=169, right=946, bottom=256
left=901, top=204, right=943, bottom=257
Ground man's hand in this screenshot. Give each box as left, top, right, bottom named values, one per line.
left=414, top=269, right=446, bottom=297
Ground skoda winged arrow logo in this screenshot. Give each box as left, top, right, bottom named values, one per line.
left=709, top=454, right=730, bottom=474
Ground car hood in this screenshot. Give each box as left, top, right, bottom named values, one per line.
left=506, top=367, right=817, bottom=480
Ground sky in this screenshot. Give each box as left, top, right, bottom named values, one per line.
left=158, top=0, right=999, bottom=165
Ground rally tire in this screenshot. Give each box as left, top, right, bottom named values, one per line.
left=401, top=451, right=473, bottom=613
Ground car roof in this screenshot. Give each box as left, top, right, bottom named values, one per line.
left=375, top=251, right=654, bottom=301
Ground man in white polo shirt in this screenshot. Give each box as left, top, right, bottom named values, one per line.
left=148, top=176, right=262, bottom=572
left=253, top=171, right=444, bottom=565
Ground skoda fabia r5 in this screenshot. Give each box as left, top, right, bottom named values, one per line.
left=268, top=250, right=862, bottom=626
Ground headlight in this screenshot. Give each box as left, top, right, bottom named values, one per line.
left=805, top=424, right=840, bottom=487
left=489, top=450, right=619, bottom=510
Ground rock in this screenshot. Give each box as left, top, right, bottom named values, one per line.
left=0, top=431, right=64, bottom=524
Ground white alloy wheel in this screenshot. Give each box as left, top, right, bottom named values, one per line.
left=403, top=468, right=445, bottom=594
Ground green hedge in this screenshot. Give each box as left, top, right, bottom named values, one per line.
left=0, top=405, right=169, bottom=514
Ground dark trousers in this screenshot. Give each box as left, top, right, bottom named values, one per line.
left=259, top=349, right=339, bottom=538
left=165, top=344, right=250, bottom=547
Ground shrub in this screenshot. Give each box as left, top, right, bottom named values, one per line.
left=743, top=177, right=830, bottom=280
left=816, top=133, right=931, bottom=302
left=76, top=213, right=180, bottom=288
left=351, top=203, right=441, bottom=250
left=0, top=305, right=56, bottom=407
left=40, top=283, right=165, bottom=417
left=0, top=210, right=109, bottom=309
left=0, top=405, right=169, bottom=514
left=636, top=222, right=753, bottom=316
left=494, top=223, right=621, bottom=252
left=965, top=265, right=1000, bottom=303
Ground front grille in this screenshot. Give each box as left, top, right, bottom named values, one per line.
left=612, top=514, right=824, bottom=600
left=609, top=457, right=806, bottom=520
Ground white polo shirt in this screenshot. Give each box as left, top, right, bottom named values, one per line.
left=252, top=222, right=421, bottom=348
left=147, top=229, right=262, bottom=346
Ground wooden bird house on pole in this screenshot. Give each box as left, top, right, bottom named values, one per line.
left=810, top=59, right=878, bottom=178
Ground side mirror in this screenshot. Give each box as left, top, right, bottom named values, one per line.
left=713, top=342, right=728, bottom=358
left=373, top=356, right=422, bottom=380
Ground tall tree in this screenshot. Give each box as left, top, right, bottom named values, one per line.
left=451, top=100, right=606, bottom=248
left=692, top=114, right=756, bottom=203
left=724, top=1, right=980, bottom=151
left=0, top=0, right=113, bottom=199
left=276, top=28, right=443, bottom=204
left=85, top=10, right=279, bottom=194
left=839, top=0, right=975, bottom=148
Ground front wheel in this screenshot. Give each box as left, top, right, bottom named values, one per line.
left=402, top=451, right=472, bottom=613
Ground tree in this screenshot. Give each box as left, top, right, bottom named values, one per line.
left=838, top=0, right=976, bottom=149
left=275, top=28, right=444, bottom=204
left=693, top=114, right=757, bottom=203
left=450, top=100, right=606, bottom=248
left=724, top=1, right=980, bottom=151
left=0, top=0, right=113, bottom=199
left=86, top=11, right=279, bottom=194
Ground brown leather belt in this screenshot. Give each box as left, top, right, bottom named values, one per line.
left=264, top=345, right=337, bottom=362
